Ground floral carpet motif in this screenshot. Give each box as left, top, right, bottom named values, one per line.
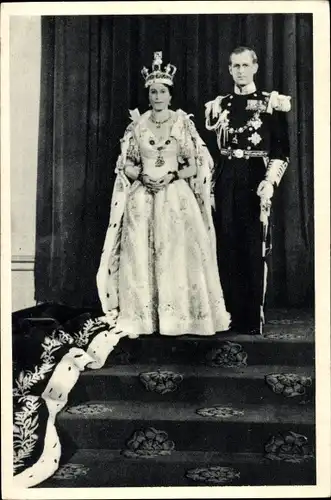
left=267, top=319, right=306, bottom=325
left=66, top=403, right=112, bottom=415
left=264, top=332, right=305, bottom=340
left=265, top=373, right=312, bottom=398
left=185, top=466, right=240, bottom=484
left=122, top=427, right=175, bottom=458
left=206, top=341, right=248, bottom=367
left=139, top=370, right=183, bottom=394
left=264, top=431, right=314, bottom=463
left=196, top=405, right=244, bottom=418
left=12, top=305, right=315, bottom=487
left=52, top=463, right=90, bottom=480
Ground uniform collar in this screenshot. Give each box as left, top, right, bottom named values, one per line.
left=234, top=82, right=257, bottom=95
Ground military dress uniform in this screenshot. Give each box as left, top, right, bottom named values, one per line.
left=205, top=83, right=291, bottom=333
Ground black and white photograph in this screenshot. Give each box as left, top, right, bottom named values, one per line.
left=1, top=1, right=330, bottom=498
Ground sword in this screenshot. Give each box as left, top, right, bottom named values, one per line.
left=259, top=196, right=272, bottom=335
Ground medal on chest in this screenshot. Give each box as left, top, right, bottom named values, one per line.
left=226, top=107, right=263, bottom=147
left=246, top=99, right=267, bottom=112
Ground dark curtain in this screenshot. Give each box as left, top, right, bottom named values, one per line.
left=35, top=14, right=314, bottom=309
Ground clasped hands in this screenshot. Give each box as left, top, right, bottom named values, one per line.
left=138, top=172, right=176, bottom=194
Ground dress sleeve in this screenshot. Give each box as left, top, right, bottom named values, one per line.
left=178, top=118, right=198, bottom=164
left=115, top=123, right=141, bottom=174
left=126, top=130, right=141, bottom=165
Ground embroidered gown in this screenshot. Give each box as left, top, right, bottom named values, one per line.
left=97, top=109, right=231, bottom=336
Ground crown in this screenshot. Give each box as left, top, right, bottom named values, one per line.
left=141, top=51, right=177, bottom=88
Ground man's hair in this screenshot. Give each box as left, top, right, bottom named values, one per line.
left=229, top=47, right=258, bottom=65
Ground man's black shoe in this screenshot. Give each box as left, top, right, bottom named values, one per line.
left=245, top=328, right=262, bottom=336
left=237, top=325, right=262, bottom=335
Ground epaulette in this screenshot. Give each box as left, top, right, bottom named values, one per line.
left=262, top=90, right=291, bottom=113
left=204, top=95, right=230, bottom=119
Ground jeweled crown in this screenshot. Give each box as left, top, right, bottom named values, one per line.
left=141, top=51, right=177, bottom=88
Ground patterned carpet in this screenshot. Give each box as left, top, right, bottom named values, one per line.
left=12, top=304, right=315, bottom=487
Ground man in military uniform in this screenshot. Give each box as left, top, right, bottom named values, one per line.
left=205, top=46, right=291, bottom=334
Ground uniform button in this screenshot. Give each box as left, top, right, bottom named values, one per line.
left=254, top=93, right=257, bottom=97
left=230, top=95, right=233, bottom=99
left=247, top=146, right=251, bottom=150
left=227, top=102, right=232, bottom=107
left=249, top=127, right=253, bottom=131
left=238, top=127, right=244, bottom=133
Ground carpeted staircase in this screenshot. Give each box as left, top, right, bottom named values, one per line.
left=23, top=308, right=315, bottom=487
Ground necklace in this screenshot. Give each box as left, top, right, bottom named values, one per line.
left=149, top=112, right=171, bottom=129
left=149, top=139, right=171, bottom=168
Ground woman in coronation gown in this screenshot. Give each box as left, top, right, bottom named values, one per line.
left=97, top=52, right=231, bottom=337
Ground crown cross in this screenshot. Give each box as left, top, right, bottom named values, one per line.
left=141, top=51, right=177, bottom=88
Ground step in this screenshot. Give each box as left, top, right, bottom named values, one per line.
left=105, top=326, right=315, bottom=367
left=57, top=400, right=315, bottom=454
left=37, top=448, right=316, bottom=487
left=68, top=364, right=315, bottom=406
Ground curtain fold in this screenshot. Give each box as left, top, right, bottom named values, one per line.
left=35, top=14, right=314, bottom=309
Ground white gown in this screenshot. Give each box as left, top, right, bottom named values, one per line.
left=97, top=109, right=231, bottom=336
